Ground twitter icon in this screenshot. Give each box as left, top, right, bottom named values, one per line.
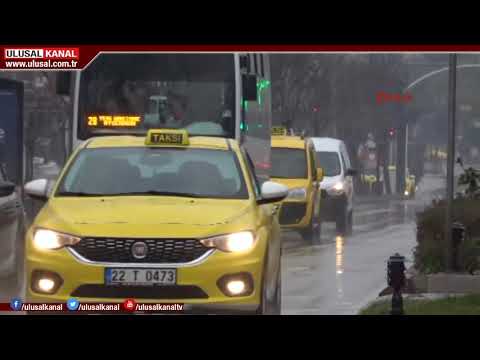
left=66, top=298, right=80, bottom=311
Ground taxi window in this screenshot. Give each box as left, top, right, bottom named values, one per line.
left=242, top=149, right=261, bottom=198
left=308, top=146, right=317, bottom=180
left=57, top=147, right=248, bottom=199
left=271, top=148, right=307, bottom=178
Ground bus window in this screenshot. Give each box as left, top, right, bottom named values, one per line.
left=78, top=54, right=237, bottom=139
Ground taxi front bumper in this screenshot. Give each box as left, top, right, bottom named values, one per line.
left=26, top=243, right=264, bottom=311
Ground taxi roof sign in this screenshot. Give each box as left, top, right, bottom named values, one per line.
left=272, top=126, right=287, bottom=136
left=146, top=129, right=189, bottom=146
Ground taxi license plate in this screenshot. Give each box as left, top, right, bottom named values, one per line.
left=105, top=268, right=176, bottom=286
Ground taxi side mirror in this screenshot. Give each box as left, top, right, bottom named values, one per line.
left=24, top=179, right=49, bottom=201
left=316, top=168, right=324, bottom=182
left=257, top=181, right=288, bottom=205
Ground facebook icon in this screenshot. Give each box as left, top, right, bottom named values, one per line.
left=10, top=298, right=22, bottom=311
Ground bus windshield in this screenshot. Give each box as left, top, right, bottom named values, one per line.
left=78, top=54, right=236, bottom=139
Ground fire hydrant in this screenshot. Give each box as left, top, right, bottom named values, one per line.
left=387, top=253, right=406, bottom=315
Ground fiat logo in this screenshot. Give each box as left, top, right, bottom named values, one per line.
left=131, top=242, right=148, bottom=259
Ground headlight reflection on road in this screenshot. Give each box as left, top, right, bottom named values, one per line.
left=336, top=235, right=344, bottom=275
left=335, top=235, right=344, bottom=301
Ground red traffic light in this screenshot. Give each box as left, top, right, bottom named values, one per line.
left=388, top=128, right=395, bottom=137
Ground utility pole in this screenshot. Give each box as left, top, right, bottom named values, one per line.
left=446, top=53, right=457, bottom=272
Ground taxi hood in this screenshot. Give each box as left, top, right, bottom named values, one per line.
left=35, top=197, right=255, bottom=238
left=270, top=178, right=309, bottom=189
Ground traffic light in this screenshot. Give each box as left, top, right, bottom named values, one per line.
left=388, top=128, right=395, bottom=137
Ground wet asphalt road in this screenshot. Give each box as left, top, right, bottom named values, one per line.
left=0, top=174, right=444, bottom=315
left=281, top=203, right=418, bottom=315
left=282, top=174, right=444, bottom=314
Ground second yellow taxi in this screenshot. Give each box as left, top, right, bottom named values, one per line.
left=270, top=128, right=323, bottom=244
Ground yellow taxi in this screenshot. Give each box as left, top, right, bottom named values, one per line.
left=270, top=128, right=323, bottom=243
left=23, top=129, right=289, bottom=314
left=404, top=172, right=416, bottom=199
left=387, top=165, right=416, bottom=198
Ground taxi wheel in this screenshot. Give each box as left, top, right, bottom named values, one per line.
left=255, top=255, right=279, bottom=315
left=256, top=272, right=281, bottom=315
left=346, top=210, right=353, bottom=236
left=272, top=270, right=282, bottom=315
left=255, top=280, right=268, bottom=315
left=312, top=217, right=322, bottom=245
left=301, top=216, right=321, bottom=244
left=336, top=209, right=348, bottom=236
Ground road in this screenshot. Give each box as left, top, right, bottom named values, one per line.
left=282, top=173, right=444, bottom=314
left=0, top=173, right=444, bottom=315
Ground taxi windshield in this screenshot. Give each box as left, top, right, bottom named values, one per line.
left=315, top=151, right=341, bottom=176
left=271, top=148, right=307, bottom=178
left=57, top=147, right=248, bottom=199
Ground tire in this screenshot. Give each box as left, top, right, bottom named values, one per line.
left=313, top=220, right=322, bottom=244
left=256, top=268, right=282, bottom=315
left=336, top=205, right=348, bottom=236
left=272, top=270, right=282, bottom=315
left=346, top=210, right=353, bottom=236
left=255, top=250, right=271, bottom=315
left=255, top=276, right=270, bottom=315
left=301, top=214, right=321, bottom=244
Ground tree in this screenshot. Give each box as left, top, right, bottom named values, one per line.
left=271, top=54, right=410, bottom=194
left=270, top=54, right=341, bottom=133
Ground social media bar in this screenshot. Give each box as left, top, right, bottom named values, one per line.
left=1, top=298, right=185, bottom=313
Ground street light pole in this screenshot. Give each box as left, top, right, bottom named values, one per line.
left=446, top=53, right=457, bottom=272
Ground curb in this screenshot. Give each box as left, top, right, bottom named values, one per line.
left=358, top=292, right=468, bottom=314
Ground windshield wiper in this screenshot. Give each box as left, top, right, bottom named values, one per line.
left=56, top=191, right=104, bottom=197
left=104, top=190, right=206, bottom=198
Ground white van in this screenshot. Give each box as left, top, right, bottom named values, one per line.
left=310, top=137, right=357, bottom=235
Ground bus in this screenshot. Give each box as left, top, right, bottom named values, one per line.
left=57, top=53, right=272, bottom=181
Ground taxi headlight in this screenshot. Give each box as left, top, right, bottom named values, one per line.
left=33, top=229, right=81, bottom=250
left=200, top=231, right=256, bottom=253
left=286, top=187, right=307, bottom=200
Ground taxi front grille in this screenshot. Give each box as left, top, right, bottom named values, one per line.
left=279, top=203, right=307, bottom=225
left=71, top=284, right=209, bottom=299
left=70, top=238, right=211, bottom=264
